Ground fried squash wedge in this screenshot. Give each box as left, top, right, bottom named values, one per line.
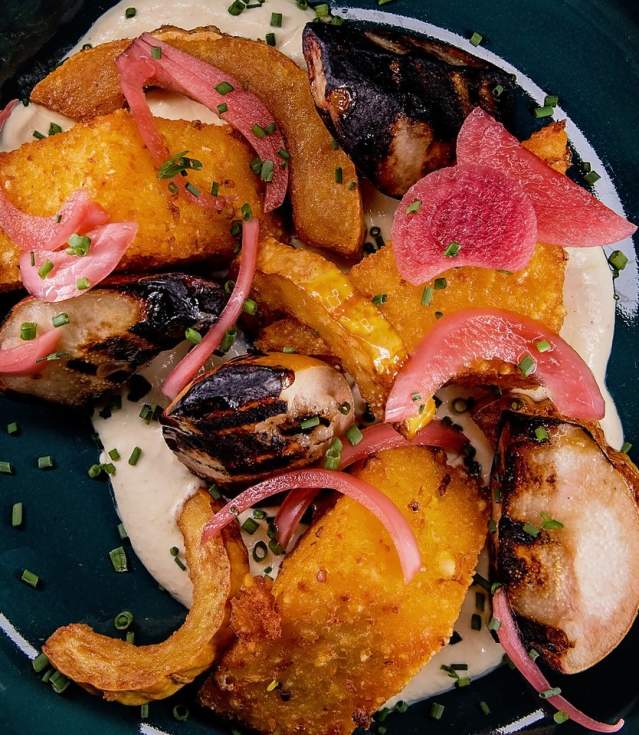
left=31, top=26, right=365, bottom=257
left=201, top=446, right=488, bottom=734
left=0, top=109, right=265, bottom=291
left=251, top=237, right=407, bottom=414
left=43, top=491, right=248, bottom=705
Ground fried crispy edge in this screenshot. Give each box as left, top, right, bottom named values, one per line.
left=30, top=25, right=365, bottom=257
left=43, top=490, right=248, bottom=705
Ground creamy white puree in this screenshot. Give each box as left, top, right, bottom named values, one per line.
left=0, top=0, right=630, bottom=708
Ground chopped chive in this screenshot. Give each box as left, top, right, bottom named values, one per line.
left=333, top=166, right=344, bottom=184
left=172, top=704, right=190, bottom=721
left=488, top=616, right=501, bottom=632
left=456, top=676, right=471, bottom=688
left=48, top=122, right=63, bottom=136
left=300, top=416, right=320, bottom=430
left=420, top=286, right=433, bottom=306
left=469, top=31, right=483, bottom=46
left=251, top=157, right=263, bottom=175
left=584, top=170, right=601, bottom=185
left=608, top=249, right=628, bottom=272
left=241, top=517, right=260, bottom=535
left=260, top=159, right=274, bottom=182
left=266, top=679, right=279, bottom=692
left=117, top=522, right=128, bottom=540
left=430, top=702, right=445, bottom=720
left=52, top=312, right=70, bottom=328
left=266, top=32, right=276, bottom=46
left=37, top=455, right=54, bottom=470
left=150, top=46, right=162, bottom=59
left=141, top=703, right=149, bottom=719
left=88, top=464, right=102, bottom=479
left=444, top=241, right=461, bottom=257
left=621, top=441, right=632, bottom=454
left=21, top=569, right=39, bottom=588
left=434, top=277, right=447, bottom=290
left=253, top=509, right=267, bottom=520
left=493, top=84, right=504, bottom=97
left=114, top=610, right=134, bottom=630
left=185, top=182, right=200, bottom=197
left=210, top=181, right=220, bottom=196
left=554, top=711, right=570, bottom=724
left=540, top=687, right=562, bottom=699
left=215, top=81, right=234, bottom=95
left=76, top=276, right=90, bottom=290
left=346, top=425, right=363, bottom=446
left=109, top=546, right=128, bottom=572
left=523, top=522, right=540, bottom=538
left=228, top=0, right=245, bottom=15
left=107, top=448, right=121, bottom=462
left=544, top=94, right=559, bottom=107
left=277, top=148, right=290, bottom=161
left=50, top=671, right=70, bottom=694
left=11, top=502, right=23, bottom=528
left=491, top=581, right=502, bottom=594
left=32, top=652, right=49, bottom=672
left=185, top=326, right=202, bottom=345
left=241, top=202, right=253, bottom=220
left=217, top=102, right=228, bottom=114
left=470, top=613, right=482, bottom=631
left=252, top=123, right=266, bottom=138
left=125, top=7, right=136, bottom=18
left=38, top=260, right=54, bottom=279
left=66, top=233, right=91, bottom=256
left=541, top=512, right=564, bottom=530
left=208, top=482, right=222, bottom=500
left=378, top=0, right=396, bottom=4
left=126, top=630, right=135, bottom=643
left=534, top=105, right=554, bottom=118
left=406, top=199, right=422, bottom=214
left=128, top=446, right=142, bottom=466
left=348, top=180, right=357, bottom=190
left=41, top=668, right=53, bottom=683
left=323, top=437, right=343, bottom=470
left=282, top=345, right=296, bottom=353
left=372, top=293, right=387, bottom=305
left=452, top=397, right=468, bottom=414
left=534, top=426, right=550, bottom=443
left=314, top=3, right=330, bottom=17
left=139, top=403, right=154, bottom=422
left=217, top=328, right=237, bottom=354
left=475, top=591, right=486, bottom=612
left=270, top=12, right=282, bottom=26
left=488, top=518, right=497, bottom=533
left=479, top=701, right=491, bottom=715
left=529, top=648, right=540, bottom=662
left=32, top=130, right=46, bottom=140
left=535, top=339, right=552, bottom=353
left=7, top=421, right=19, bottom=435
left=168, top=181, right=178, bottom=194
left=20, top=322, right=37, bottom=340
left=517, top=353, right=537, bottom=377
left=252, top=540, right=268, bottom=562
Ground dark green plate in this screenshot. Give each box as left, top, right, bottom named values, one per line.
left=0, top=1, right=638, bottom=733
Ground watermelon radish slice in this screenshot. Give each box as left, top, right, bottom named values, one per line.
left=392, top=163, right=538, bottom=285
left=456, top=108, right=636, bottom=247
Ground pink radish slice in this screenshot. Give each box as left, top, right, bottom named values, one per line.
left=19, top=222, right=137, bottom=302
left=392, top=163, right=537, bottom=285
left=456, top=108, right=636, bottom=247
left=0, top=329, right=61, bottom=375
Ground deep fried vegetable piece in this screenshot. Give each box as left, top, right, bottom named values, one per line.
left=254, top=318, right=331, bottom=360
left=201, top=446, right=488, bottom=734
left=251, top=237, right=407, bottom=415
left=30, top=26, right=365, bottom=257
left=43, top=491, right=248, bottom=705
left=0, top=109, right=264, bottom=291
left=522, top=120, right=571, bottom=174
left=492, top=413, right=639, bottom=674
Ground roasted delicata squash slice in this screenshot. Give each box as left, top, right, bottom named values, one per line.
left=201, top=446, right=488, bottom=734
left=251, top=237, right=407, bottom=414
left=43, top=491, right=248, bottom=705
left=30, top=26, right=365, bottom=257
left=0, top=109, right=265, bottom=291
left=492, top=412, right=639, bottom=674
left=254, top=317, right=332, bottom=361
left=0, top=273, right=226, bottom=406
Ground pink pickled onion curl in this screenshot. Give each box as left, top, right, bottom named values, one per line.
left=0, top=188, right=109, bottom=252
left=162, top=218, right=259, bottom=400
left=276, top=421, right=467, bottom=548
left=0, top=99, right=18, bottom=133
left=385, top=308, right=604, bottom=426
left=202, top=469, right=421, bottom=584
left=493, top=588, right=624, bottom=732
left=19, top=222, right=137, bottom=302
left=0, top=329, right=61, bottom=375
left=116, top=34, right=288, bottom=212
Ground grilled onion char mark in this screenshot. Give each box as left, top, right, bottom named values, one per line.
left=492, top=411, right=639, bottom=674
left=162, top=353, right=354, bottom=489
left=303, top=20, right=515, bottom=197
left=0, top=273, right=226, bottom=406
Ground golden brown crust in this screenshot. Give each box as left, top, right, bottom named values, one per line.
left=30, top=26, right=365, bottom=257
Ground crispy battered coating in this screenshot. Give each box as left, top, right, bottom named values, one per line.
left=43, top=491, right=248, bottom=705
left=522, top=120, right=571, bottom=173
left=254, top=318, right=331, bottom=357
left=201, top=447, right=488, bottom=734
left=30, top=26, right=365, bottom=257
left=0, top=109, right=265, bottom=290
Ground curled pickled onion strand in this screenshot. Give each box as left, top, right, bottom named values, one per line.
left=493, top=589, right=624, bottom=733
left=386, top=308, right=604, bottom=426
left=162, top=219, right=259, bottom=400
left=202, top=469, right=421, bottom=584
left=19, top=222, right=138, bottom=303
left=0, top=99, right=18, bottom=133
left=0, top=329, right=61, bottom=375
left=116, top=34, right=288, bottom=211
left=276, top=421, right=466, bottom=548
left=0, top=188, right=109, bottom=252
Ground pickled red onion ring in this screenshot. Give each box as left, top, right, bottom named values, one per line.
left=0, top=328, right=61, bottom=375
left=493, top=589, right=623, bottom=732
left=0, top=99, right=18, bottom=133
left=202, top=468, right=421, bottom=584
left=162, top=219, right=259, bottom=400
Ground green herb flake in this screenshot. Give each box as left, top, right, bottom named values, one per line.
left=534, top=426, right=550, bottom=443
left=300, top=416, right=320, bottom=430
left=421, top=286, right=433, bottom=306
left=21, top=568, right=39, bottom=588
left=217, top=102, right=228, bottom=114
left=554, top=711, right=570, bottom=725
left=215, top=81, right=235, bottom=96
left=52, top=312, right=70, bottom=328
left=150, top=46, right=162, bottom=59
left=241, top=517, right=260, bottom=535
left=523, top=521, right=540, bottom=538
left=346, top=425, right=364, bottom=446
left=20, top=322, right=37, bottom=341
left=544, top=94, right=559, bottom=107
left=444, top=241, right=461, bottom=257
left=38, top=260, right=54, bottom=279
left=335, top=166, right=343, bottom=184
left=124, top=7, right=136, bottom=18
left=32, top=652, right=49, bottom=672
left=469, top=31, right=483, bottom=46
left=37, top=455, right=54, bottom=470
left=517, top=353, right=537, bottom=377
left=11, top=501, right=23, bottom=528
left=540, top=687, right=562, bottom=699
left=584, top=170, right=601, bottom=185
left=429, top=702, right=445, bottom=720
left=372, top=293, right=387, bottom=305
left=185, top=327, right=202, bottom=345
left=266, top=32, right=276, bottom=46
left=608, top=249, right=628, bottom=272
left=7, top=421, right=19, bottom=436
left=479, top=701, right=491, bottom=715
left=76, top=277, right=90, bottom=290
left=621, top=441, right=633, bottom=454
left=270, top=12, right=283, bottom=27
left=535, top=339, right=552, bottom=353
left=541, top=512, right=564, bottom=530
left=406, top=199, right=422, bottom=214
left=128, top=446, right=142, bottom=466
left=534, top=105, right=554, bottom=118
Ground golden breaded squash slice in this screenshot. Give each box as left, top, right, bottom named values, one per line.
left=201, top=446, right=488, bottom=734
left=0, top=109, right=265, bottom=291
left=43, top=491, right=248, bottom=705
left=251, top=237, right=407, bottom=414
left=31, top=26, right=365, bottom=257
